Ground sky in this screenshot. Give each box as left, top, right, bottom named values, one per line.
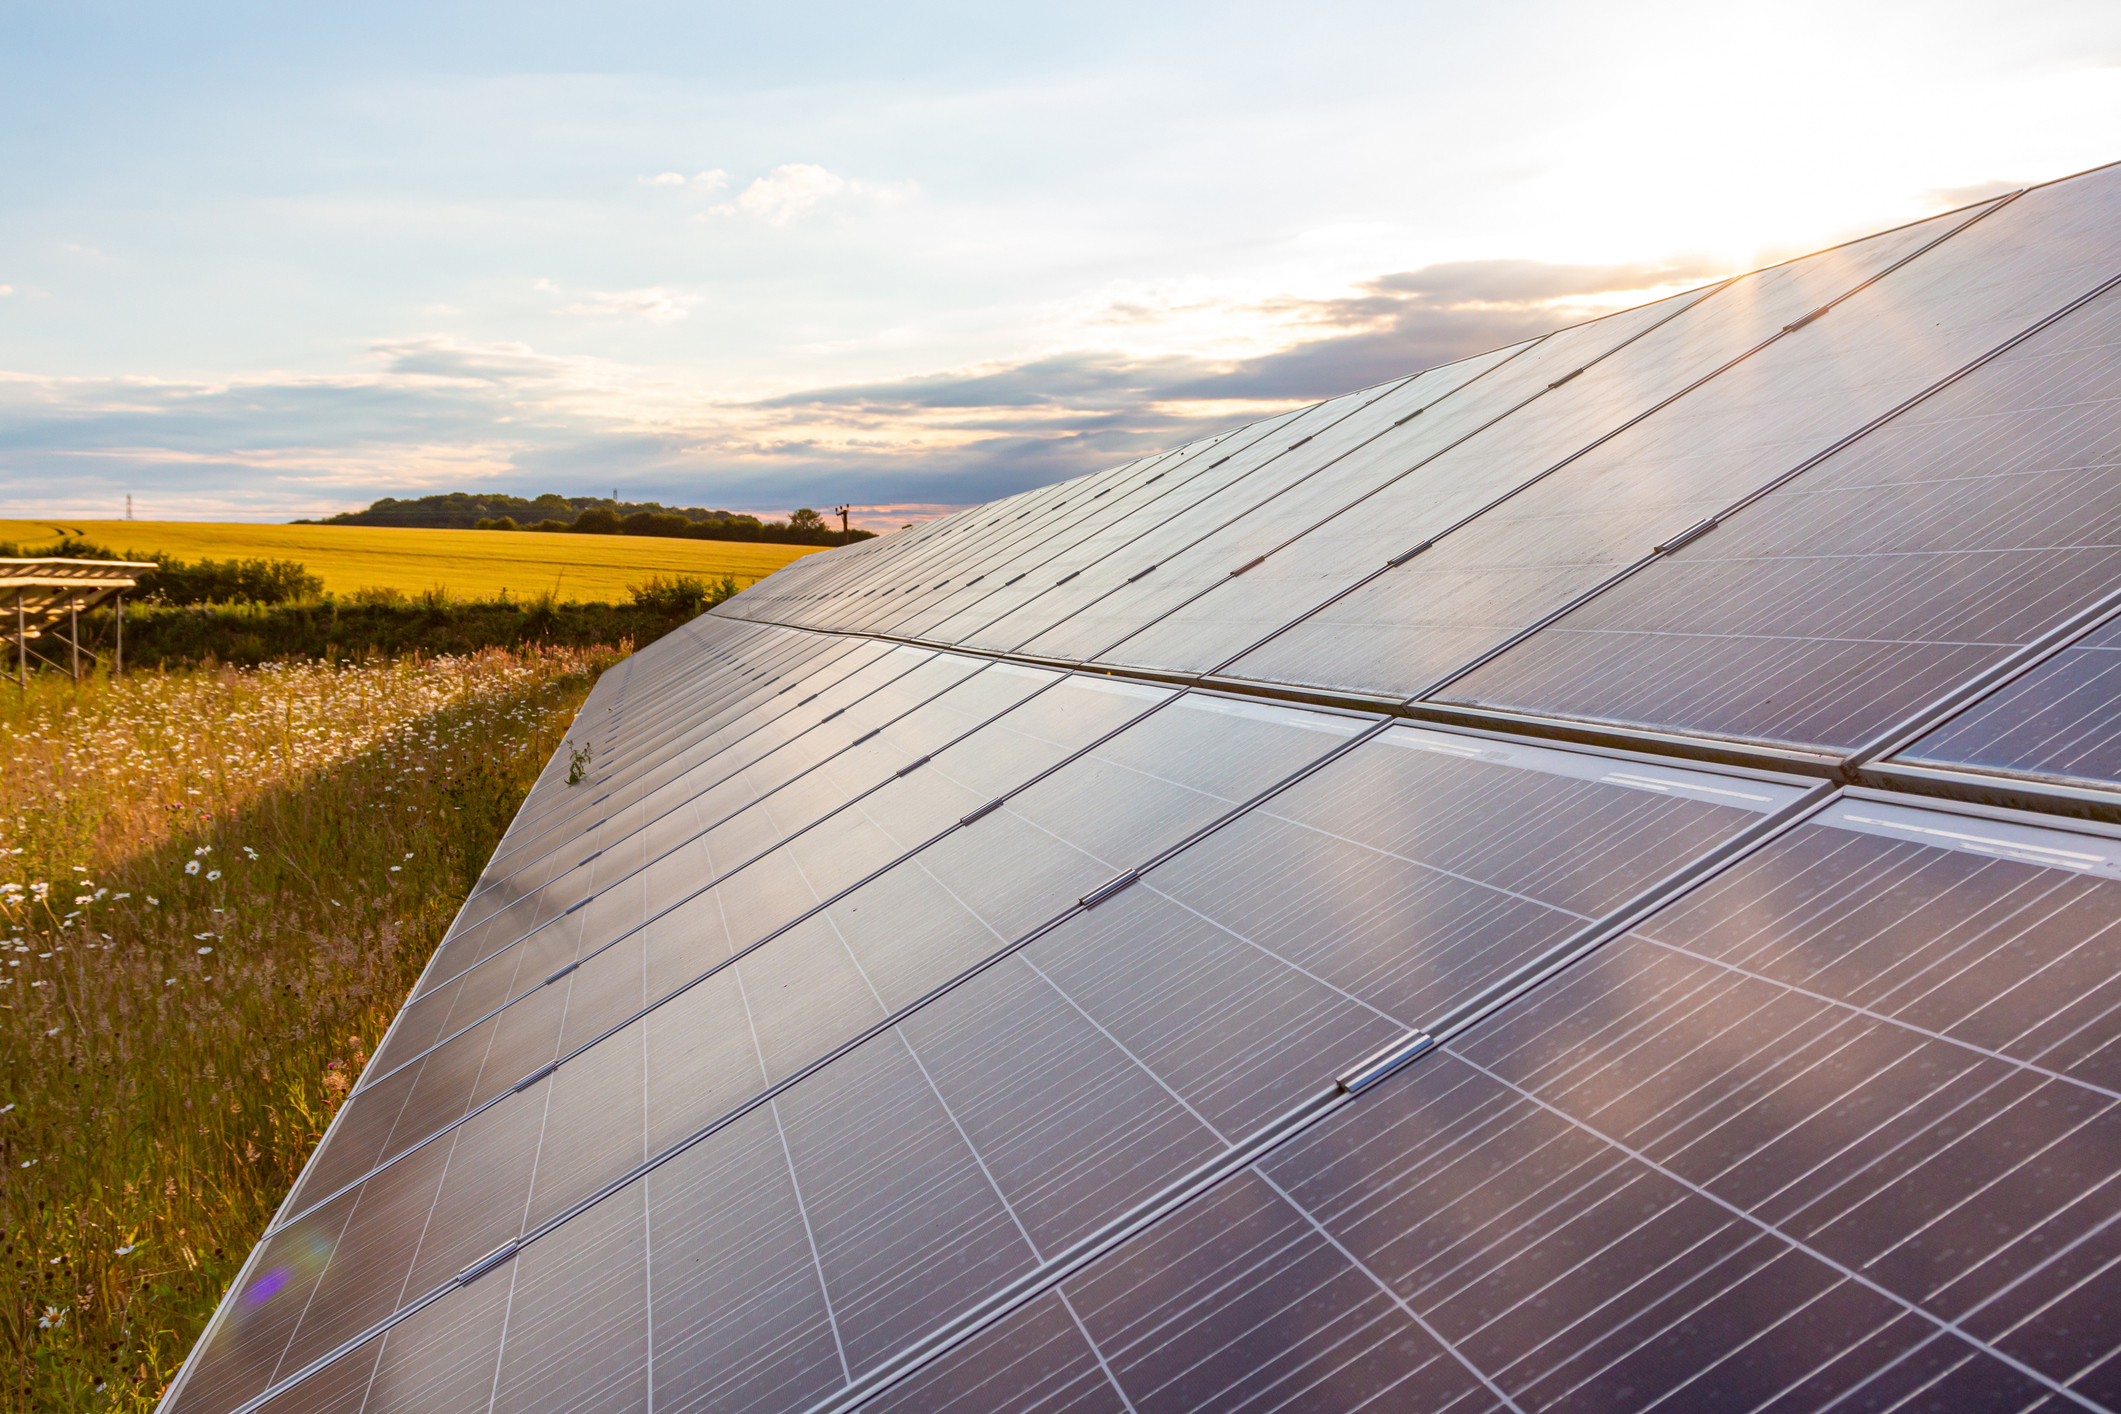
left=2, top=1, right=2118, bottom=529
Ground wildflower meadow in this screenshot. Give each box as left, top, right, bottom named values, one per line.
left=1, top=645, right=625, bottom=1411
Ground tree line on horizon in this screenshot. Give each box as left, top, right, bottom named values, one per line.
left=302, top=492, right=874, bottom=545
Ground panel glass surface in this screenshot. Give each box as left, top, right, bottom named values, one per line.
left=416, top=641, right=941, bottom=993
left=276, top=674, right=1183, bottom=1224
left=474, top=629, right=885, bottom=885
left=1447, top=281, right=2121, bottom=754
left=426, top=648, right=994, bottom=990
left=183, top=724, right=1802, bottom=1414
left=923, top=407, right=1322, bottom=649
left=816, top=450, right=1196, bottom=636
left=737, top=448, right=1189, bottom=634
left=1013, top=347, right=1534, bottom=664
left=760, top=476, right=1095, bottom=630
left=170, top=689, right=1359, bottom=1414
left=367, top=660, right=1062, bottom=1080
left=862, top=441, right=1247, bottom=642
left=1899, top=611, right=2121, bottom=790
left=863, top=794, right=2121, bottom=1413
left=961, top=380, right=1425, bottom=655
left=1231, top=175, right=2121, bottom=698
left=1095, top=270, right=1761, bottom=676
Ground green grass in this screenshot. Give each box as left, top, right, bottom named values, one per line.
left=0, top=519, right=822, bottom=602
left=0, top=647, right=624, bottom=1410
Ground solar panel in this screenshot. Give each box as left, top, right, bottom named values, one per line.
left=1443, top=277, right=2121, bottom=753
left=859, top=794, right=2121, bottom=1413
left=1890, top=608, right=2121, bottom=796
left=165, top=161, right=2121, bottom=1414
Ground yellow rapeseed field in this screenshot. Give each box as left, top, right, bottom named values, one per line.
left=0, top=520, right=822, bottom=603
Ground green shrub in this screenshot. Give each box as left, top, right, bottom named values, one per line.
left=626, top=573, right=740, bottom=616
left=141, top=553, right=323, bottom=606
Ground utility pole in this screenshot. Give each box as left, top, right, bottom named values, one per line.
left=126, top=493, right=134, bottom=521
left=834, top=504, right=852, bottom=537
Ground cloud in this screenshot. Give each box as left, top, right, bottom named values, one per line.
left=643, top=169, right=727, bottom=192
left=0, top=255, right=1739, bottom=521
left=733, top=163, right=846, bottom=224
left=557, top=285, right=699, bottom=324
left=0, top=285, right=11, bottom=297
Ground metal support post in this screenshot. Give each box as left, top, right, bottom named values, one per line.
left=70, top=599, right=80, bottom=682
left=14, top=592, right=23, bottom=689
left=115, top=592, right=124, bottom=677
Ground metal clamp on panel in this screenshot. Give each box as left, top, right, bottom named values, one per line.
left=457, top=1240, right=519, bottom=1286
left=1394, top=408, right=1424, bottom=425
left=959, top=797, right=1006, bottom=826
left=543, top=961, right=580, bottom=987
left=821, top=707, right=845, bottom=723
left=1287, top=435, right=1313, bottom=450
left=965, top=575, right=984, bottom=587
left=1782, top=306, right=1829, bottom=332
left=1653, top=517, right=1719, bottom=554
left=1547, top=368, right=1584, bottom=388
left=511, top=1062, right=557, bottom=1095
left=1144, top=471, right=1166, bottom=484
left=1209, top=456, right=1231, bottom=468
left=1335, top=1030, right=1436, bottom=1094
left=796, top=693, right=819, bottom=706
left=1079, top=869, right=1141, bottom=908
left=1126, top=565, right=1157, bottom=583
left=563, top=896, right=593, bottom=915
left=1055, top=570, right=1080, bottom=586
left=896, top=755, right=932, bottom=778
left=852, top=727, right=880, bottom=746
left=1004, top=573, right=1027, bottom=586
left=1230, top=555, right=1267, bottom=577
left=1386, top=540, right=1433, bottom=568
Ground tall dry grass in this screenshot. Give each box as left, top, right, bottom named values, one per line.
left=1, top=646, right=623, bottom=1411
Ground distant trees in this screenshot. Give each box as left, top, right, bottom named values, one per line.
left=333, top=490, right=875, bottom=545
left=620, top=512, right=694, bottom=538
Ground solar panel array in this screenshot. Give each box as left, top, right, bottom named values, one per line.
left=165, top=162, right=2121, bottom=1414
